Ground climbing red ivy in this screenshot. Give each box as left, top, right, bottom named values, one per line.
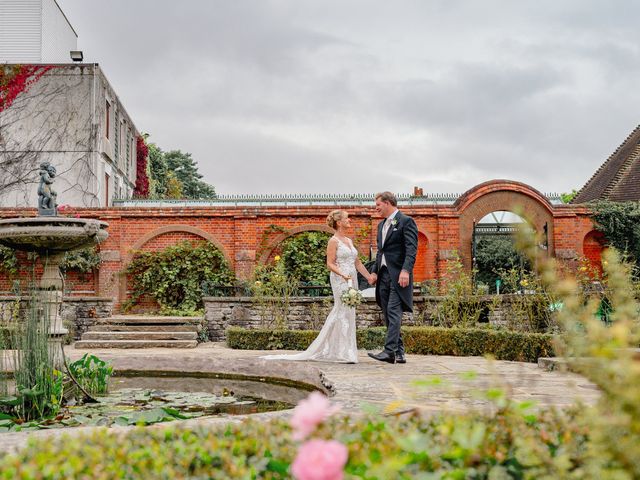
left=0, top=64, right=55, bottom=113
left=134, top=135, right=150, bottom=197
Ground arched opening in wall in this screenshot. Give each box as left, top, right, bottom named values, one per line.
left=583, top=230, right=606, bottom=276
left=123, top=229, right=234, bottom=313
left=473, top=211, right=538, bottom=293
left=263, top=230, right=334, bottom=295
left=414, top=233, right=429, bottom=282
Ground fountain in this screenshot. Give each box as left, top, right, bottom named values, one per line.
left=0, top=162, right=108, bottom=365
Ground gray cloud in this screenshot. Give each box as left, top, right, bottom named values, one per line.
left=57, top=0, right=640, bottom=195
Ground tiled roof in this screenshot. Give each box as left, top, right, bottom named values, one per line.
left=573, top=125, right=640, bottom=203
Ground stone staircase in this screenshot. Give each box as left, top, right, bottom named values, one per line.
left=75, top=315, right=201, bottom=348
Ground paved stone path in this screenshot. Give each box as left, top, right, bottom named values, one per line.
left=0, top=343, right=600, bottom=453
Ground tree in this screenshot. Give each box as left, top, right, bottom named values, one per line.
left=164, top=171, right=184, bottom=199
left=147, top=142, right=168, bottom=198
left=561, top=189, right=578, bottom=204
left=475, top=236, right=527, bottom=292
left=145, top=140, right=215, bottom=200
left=164, top=150, right=216, bottom=199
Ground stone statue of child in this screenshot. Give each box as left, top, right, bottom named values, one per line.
left=37, top=162, right=58, bottom=215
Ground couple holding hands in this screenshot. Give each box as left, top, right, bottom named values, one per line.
left=264, top=191, right=418, bottom=365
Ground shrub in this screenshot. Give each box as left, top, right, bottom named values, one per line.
left=0, top=405, right=590, bottom=479
left=226, top=326, right=554, bottom=362
left=125, top=241, right=234, bottom=313
left=280, top=231, right=332, bottom=286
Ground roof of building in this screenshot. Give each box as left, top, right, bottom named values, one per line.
left=573, top=125, right=640, bottom=203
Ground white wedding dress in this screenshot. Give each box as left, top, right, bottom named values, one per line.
left=262, top=238, right=359, bottom=363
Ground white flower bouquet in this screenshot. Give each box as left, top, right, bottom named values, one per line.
left=340, top=279, right=363, bottom=308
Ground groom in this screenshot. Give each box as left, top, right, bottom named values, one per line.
left=368, top=191, right=418, bottom=364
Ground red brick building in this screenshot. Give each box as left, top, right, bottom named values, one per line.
left=0, top=179, right=600, bottom=309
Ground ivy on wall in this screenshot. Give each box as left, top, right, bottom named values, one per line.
left=126, top=241, right=234, bottom=314
left=280, top=231, right=332, bottom=286
left=133, top=135, right=150, bottom=197
left=591, top=201, right=640, bottom=269
left=0, top=64, right=55, bottom=113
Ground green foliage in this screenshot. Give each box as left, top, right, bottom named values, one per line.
left=125, top=241, right=234, bottom=313
left=0, top=404, right=591, bottom=479
left=475, top=236, right=527, bottom=292
left=146, top=140, right=216, bottom=200
left=560, top=189, right=578, bottom=204
left=60, top=247, right=101, bottom=273
left=281, top=231, right=332, bottom=286
left=147, top=141, right=168, bottom=198
left=591, top=200, right=640, bottom=269
left=0, top=245, right=18, bottom=276
left=437, top=253, right=488, bottom=327
left=226, top=326, right=554, bottom=362
left=251, top=257, right=298, bottom=328
left=1, top=293, right=64, bottom=422
left=68, top=354, right=113, bottom=396
left=164, top=149, right=216, bottom=199
left=496, top=268, right=558, bottom=332
left=517, top=221, right=640, bottom=478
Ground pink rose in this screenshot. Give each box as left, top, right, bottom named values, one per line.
left=291, top=439, right=348, bottom=480
left=290, top=391, right=340, bottom=441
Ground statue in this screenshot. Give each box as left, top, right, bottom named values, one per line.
left=37, top=162, right=58, bottom=216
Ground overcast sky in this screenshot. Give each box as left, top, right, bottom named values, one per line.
left=57, top=0, right=640, bottom=196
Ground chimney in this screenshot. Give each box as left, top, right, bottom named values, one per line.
left=413, top=186, right=424, bottom=196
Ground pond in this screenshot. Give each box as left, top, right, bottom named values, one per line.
left=1, top=374, right=310, bottom=432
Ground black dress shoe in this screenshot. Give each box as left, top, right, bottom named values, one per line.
left=395, top=353, right=406, bottom=364
left=368, top=351, right=396, bottom=364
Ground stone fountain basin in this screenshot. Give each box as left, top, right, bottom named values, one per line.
left=0, top=217, right=108, bottom=253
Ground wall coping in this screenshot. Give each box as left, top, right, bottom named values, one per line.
left=0, top=296, right=113, bottom=302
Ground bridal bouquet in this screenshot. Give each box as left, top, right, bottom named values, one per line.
left=341, top=279, right=363, bottom=308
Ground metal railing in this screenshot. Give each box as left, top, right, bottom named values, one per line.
left=114, top=191, right=563, bottom=207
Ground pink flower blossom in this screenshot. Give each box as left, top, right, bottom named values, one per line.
left=290, top=391, right=339, bottom=440
left=291, top=439, right=348, bottom=480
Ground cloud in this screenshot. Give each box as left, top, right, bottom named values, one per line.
left=57, top=0, right=640, bottom=195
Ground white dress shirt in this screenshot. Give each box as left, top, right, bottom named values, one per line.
left=381, top=209, right=399, bottom=268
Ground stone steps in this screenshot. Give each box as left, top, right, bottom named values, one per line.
left=99, top=315, right=203, bottom=325
left=75, top=339, right=198, bottom=349
left=81, top=331, right=197, bottom=341
left=88, top=325, right=199, bottom=332
left=77, top=314, right=203, bottom=348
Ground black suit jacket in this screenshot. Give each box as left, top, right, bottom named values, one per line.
left=372, top=210, right=418, bottom=312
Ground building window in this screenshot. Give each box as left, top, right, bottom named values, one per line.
left=105, top=101, right=111, bottom=139
left=114, top=109, right=120, bottom=160
left=125, top=127, right=131, bottom=178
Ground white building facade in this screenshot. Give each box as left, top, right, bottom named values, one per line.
left=0, top=0, right=78, bottom=63
left=0, top=64, right=139, bottom=207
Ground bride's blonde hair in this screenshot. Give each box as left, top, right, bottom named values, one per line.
left=326, top=210, right=347, bottom=230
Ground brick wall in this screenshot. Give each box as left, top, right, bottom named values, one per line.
left=0, top=181, right=596, bottom=311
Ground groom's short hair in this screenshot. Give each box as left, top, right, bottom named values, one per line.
left=375, top=191, right=397, bottom=206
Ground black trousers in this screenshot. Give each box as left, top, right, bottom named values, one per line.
left=378, top=267, right=405, bottom=356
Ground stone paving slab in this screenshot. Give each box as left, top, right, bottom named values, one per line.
left=0, top=343, right=600, bottom=453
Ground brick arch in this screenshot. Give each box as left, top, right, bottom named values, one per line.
left=583, top=230, right=605, bottom=275
left=258, top=224, right=334, bottom=265
left=456, top=180, right=555, bottom=270
left=124, top=225, right=232, bottom=265
left=119, top=225, right=232, bottom=304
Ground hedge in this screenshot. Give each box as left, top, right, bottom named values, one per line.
left=0, top=406, right=589, bottom=479
left=226, top=326, right=555, bottom=363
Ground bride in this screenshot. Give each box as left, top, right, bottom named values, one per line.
left=262, top=210, right=375, bottom=363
